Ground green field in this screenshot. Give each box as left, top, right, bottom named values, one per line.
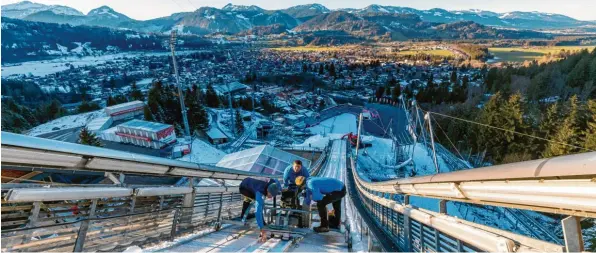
left=271, top=46, right=351, bottom=52
left=489, top=45, right=596, bottom=62
left=392, top=49, right=454, bottom=57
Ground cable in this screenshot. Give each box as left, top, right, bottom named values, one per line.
left=420, top=108, right=594, bottom=152
left=184, top=0, right=198, bottom=10
left=430, top=114, right=467, bottom=163
left=169, top=0, right=186, bottom=11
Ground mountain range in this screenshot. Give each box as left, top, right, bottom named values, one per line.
left=2, top=1, right=594, bottom=35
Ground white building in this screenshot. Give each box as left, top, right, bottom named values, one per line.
left=104, top=101, right=144, bottom=121
left=115, top=120, right=176, bottom=149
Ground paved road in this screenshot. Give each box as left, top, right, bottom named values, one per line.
left=36, top=127, right=82, bottom=143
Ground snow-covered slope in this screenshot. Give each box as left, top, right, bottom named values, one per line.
left=307, top=113, right=357, bottom=136
left=177, top=138, right=227, bottom=164
left=27, top=110, right=105, bottom=136
left=1, top=1, right=83, bottom=19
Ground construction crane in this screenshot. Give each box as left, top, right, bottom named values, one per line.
left=170, top=30, right=191, bottom=142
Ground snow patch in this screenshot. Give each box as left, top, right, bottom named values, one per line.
left=307, top=113, right=357, bottom=136
left=27, top=110, right=105, bottom=136
left=177, top=138, right=227, bottom=164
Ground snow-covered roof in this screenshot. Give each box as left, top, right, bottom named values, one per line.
left=206, top=127, right=227, bottom=139
left=106, top=101, right=145, bottom=111
left=118, top=119, right=172, bottom=133
left=216, top=145, right=312, bottom=175
left=214, top=82, right=249, bottom=95
left=86, top=116, right=112, bottom=131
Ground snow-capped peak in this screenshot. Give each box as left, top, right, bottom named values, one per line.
left=88, top=6, right=115, bottom=16
left=1, top=1, right=83, bottom=18
left=222, top=3, right=263, bottom=12
left=307, top=3, right=329, bottom=12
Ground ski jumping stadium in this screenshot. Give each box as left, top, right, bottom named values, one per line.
left=1, top=102, right=595, bottom=253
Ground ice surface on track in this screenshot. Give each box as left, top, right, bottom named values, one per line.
left=289, top=139, right=363, bottom=252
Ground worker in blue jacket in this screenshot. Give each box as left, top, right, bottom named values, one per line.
left=282, top=160, right=310, bottom=208
left=239, top=177, right=281, bottom=242
left=295, top=176, right=346, bottom=233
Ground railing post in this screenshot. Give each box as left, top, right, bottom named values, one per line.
left=439, top=200, right=447, bottom=214
left=457, top=239, right=464, bottom=251
left=73, top=219, right=91, bottom=252
left=180, top=187, right=196, bottom=229
left=170, top=208, right=181, bottom=241
left=434, top=228, right=440, bottom=251
left=205, top=193, right=211, bottom=221
left=22, top=201, right=41, bottom=244
left=562, top=216, right=584, bottom=252
left=215, top=192, right=224, bottom=231
left=404, top=212, right=412, bottom=251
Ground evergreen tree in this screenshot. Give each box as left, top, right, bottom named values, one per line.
left=329, top=63, right=336, bottom=77
left=234, top=109, right=244, bottom=135
left=391, top=85, right=401, bottom=102
left=543, top=96, right=581, bottom=157
left=147, top=81, right=162, bottom=113
left=144, top=105, right=154, bottom=121
left=130, top=81, right=144, bottom=101
left=537, top=103, right=559, bottom=153
left=475, top=92, right=528, bottom=162
left=107, top=95, right=117, bottom=106
left=584, top=100, right=596, bottom=150
left=205, top=84, right=220, bottom=108
left=78, top=100, right=100, bottom=113
left=450, top=69, right=458, bottom=84
left=403, top=85, right=413, bottom=99
left=375, top=86, right=385, bottom=99
left=79, top=127, right=102, bottom=147
left=185, top=87, right=209, bottom=132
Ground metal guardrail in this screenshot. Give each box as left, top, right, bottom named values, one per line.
left=1, top=132, right=282, bottom=180
left=353, top=151, right=596, bottom=218
left=347, top=154, right=568, bottom=252
left=1, top=186, right=243, bottom=252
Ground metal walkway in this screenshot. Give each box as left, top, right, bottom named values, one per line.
left=158, top=140, right=352, bottom=252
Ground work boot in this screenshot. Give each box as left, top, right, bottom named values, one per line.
left=329, top=223, right=340, bottom=230
left=314, top=225, right=330, bottom=233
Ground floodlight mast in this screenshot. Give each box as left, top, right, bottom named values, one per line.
left=170, top=30, right=191, bottom=142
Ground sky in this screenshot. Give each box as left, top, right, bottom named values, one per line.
left=3, top=0, right=595, bottom=21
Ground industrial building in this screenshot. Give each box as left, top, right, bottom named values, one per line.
left=206, top=128, right=228, bottom=144
left=213, top=82, right=248, bottom=95
left=104, top=101, right=144, bottom=121
left=115, top=119, right=176, bottom=149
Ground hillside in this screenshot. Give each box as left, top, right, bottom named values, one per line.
left=0, top=18, right=209, bottom=63
left=2, top=1, right=591, bottom=35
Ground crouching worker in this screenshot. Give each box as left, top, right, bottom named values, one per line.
left=239, top=177, right=281, bottom=242
left=295, top=176, right=346, bottom=233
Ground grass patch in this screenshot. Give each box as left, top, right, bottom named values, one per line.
left=391, top=49, right=454, bottom=57
left=489, top=45, right=596, bottom=62
left=270, top=46, right=352, bottom=52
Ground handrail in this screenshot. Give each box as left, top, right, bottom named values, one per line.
left=1, top=131, right=281, bottom=180
left=352, top=151, right=596, bottom=218
left=348, top=154, right=567, bottom=252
